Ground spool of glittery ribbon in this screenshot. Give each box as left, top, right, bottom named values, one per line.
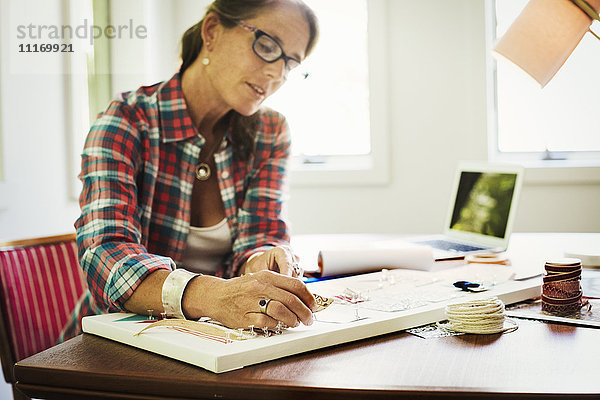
left=541, top=258, right=587, bottom=315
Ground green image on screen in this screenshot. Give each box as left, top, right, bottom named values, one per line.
left=449, top=172, right=517, bottom=238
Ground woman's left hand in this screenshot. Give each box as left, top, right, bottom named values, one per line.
left=242, top=246, right=302, bottom=277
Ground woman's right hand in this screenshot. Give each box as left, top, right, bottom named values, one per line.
left=182, top=270, right=317, bottom=329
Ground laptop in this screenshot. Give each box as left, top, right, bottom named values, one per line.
left=413, top=161, right=524, bottom=261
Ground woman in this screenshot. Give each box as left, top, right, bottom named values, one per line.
left=71, top=0, right=319, bottom=334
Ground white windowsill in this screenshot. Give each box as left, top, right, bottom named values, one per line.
left=522, top=161, right=600, bottom=185
left=490, top=149, right=600, bottom=185
left=290, top=154, right=390, bottom=187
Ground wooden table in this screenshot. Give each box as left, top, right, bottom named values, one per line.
left=14, top=233, right=600, bottom=399
left=14, top=316, right=600, bottom=400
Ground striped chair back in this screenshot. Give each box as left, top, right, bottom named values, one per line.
left=0, top=233, right=88, bottom=385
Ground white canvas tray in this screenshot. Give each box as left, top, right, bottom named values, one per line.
left=83, top=266, right=541, bottom=373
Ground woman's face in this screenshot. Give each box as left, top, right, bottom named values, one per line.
left=207, top=2, right=310, bottom=116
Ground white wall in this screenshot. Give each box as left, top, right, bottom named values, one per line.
left=1, top=0, right=598, bottom=242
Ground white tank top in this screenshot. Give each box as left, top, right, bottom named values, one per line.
left=179, top=218, right=233, bottom=275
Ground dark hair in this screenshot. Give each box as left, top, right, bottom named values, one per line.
left=179, top=0, right=319, bottom=160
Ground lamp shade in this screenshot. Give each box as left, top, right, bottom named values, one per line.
left=493, top=0, right=600, bottom=87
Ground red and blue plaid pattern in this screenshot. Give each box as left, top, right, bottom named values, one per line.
left=75, top=73, right=291, bottom=314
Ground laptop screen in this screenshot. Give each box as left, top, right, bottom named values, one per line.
left=449, top=171, right=518, bottom=239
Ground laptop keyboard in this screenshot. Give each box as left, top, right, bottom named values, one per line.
left=415, top=240, right=486, bottom=253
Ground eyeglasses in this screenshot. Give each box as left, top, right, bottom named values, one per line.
left=236, top=20, right=308, bottom=81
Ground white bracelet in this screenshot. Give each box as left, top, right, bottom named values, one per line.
left=161, top=269, right=199, bottom=319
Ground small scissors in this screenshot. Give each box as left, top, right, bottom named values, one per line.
left=453, top=281, right=488, bottom=292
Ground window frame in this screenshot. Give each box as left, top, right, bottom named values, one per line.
left=68, top=0, right=112, bottom=201
left=288, top=0, right=390, bottom=187
left=0, top=36, right=3, bottom=184
left=485, top=0, right=600, bottom=182
left=0, top=6, right=6, bottom=209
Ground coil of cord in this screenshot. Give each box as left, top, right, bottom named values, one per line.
left=437, top=297, right=518, bottom=334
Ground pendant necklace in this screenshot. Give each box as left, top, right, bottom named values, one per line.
left=195, top=162, right=212, bottom=181
left=195, top=131, right=226, bottom=181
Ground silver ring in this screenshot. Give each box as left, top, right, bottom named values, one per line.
left=259, top=298, right=271, bottom=314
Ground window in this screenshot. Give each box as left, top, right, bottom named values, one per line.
left=0, top=59, right=3, bottom=184
left=488, top=0, right=600, bottom=163
left=265, top=0, right=370, bottom=159
left=265, top=0, right=390, bottom=185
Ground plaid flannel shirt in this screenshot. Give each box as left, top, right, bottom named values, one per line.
left=75, top=73, right=291, bottom=314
